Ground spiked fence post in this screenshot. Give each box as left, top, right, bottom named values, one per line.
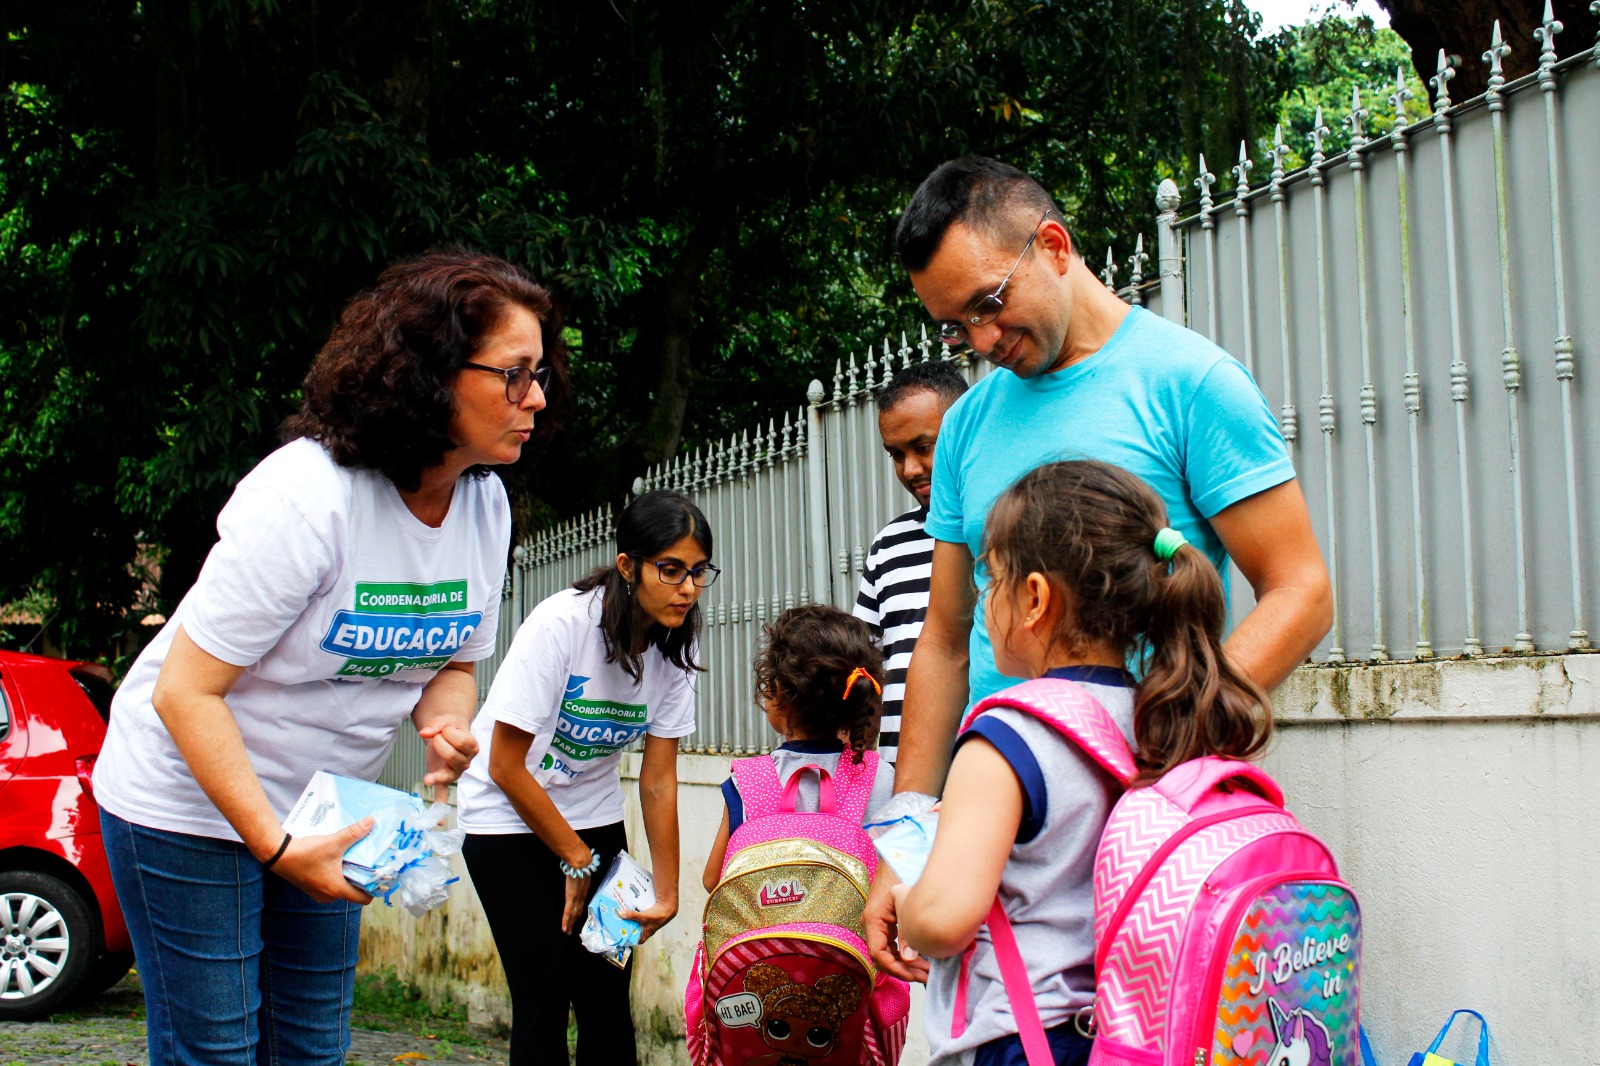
left=1310, top=107, right=1345, bottom=663
left=1484, top=20, right=1535, bottom=653
left=1196, top=154, right=1219, bottom=340
left=1535, top=0, right=1588, bottom=648
left=1155, top=178, right=1186, bottom=326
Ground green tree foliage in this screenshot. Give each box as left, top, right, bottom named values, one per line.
left=1270, top=16, right=1429, bottom=170
left=2, top=0, right=1289, bottom=658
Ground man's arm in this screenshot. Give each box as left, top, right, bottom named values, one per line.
left=891, top=539, right=976, bottom=797
left=1208, top=479, right=1333, bottom=691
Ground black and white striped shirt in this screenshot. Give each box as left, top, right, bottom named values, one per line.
left=852, top=506, right=934, bottom=766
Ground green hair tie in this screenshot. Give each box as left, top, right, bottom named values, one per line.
left=1153, top=526, right=1187, bottom=562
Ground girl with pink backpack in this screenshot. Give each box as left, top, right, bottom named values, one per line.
left=892, top=460, right=1297, bottom=1066
left=686, top=606, right=911, bottom=1064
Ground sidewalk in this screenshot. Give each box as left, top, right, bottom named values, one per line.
left=0, top=976, right=510, bottom=1066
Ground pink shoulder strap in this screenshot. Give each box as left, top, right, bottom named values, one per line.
left=729, top=755, right=784, bottom=819
left=731, top=750, right=880, bottom=821
left=962, top=677, right=1137, bottom=786
left=948, top=677, right=1132, bottom=1064
left=828, top=750, right=879, bottom=825
left=950, top=900, right=1056, bottom=1066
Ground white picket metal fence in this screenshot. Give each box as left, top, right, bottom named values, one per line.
left=381, top=17, right=1600, bottom=784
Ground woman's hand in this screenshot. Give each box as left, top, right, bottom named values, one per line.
left=417, top=716, right=478, bottom=803
left=413, top=662, right=480, bottom=803
left=619, top=896, right=678, bottom=944
left=267, top=817, right=376, bottom=904
left=561, top=868, right=591, bottom=935
left=559, top=841, right=598, bottom=934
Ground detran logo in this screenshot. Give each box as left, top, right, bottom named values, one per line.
left=758, top=878, right=806, bottom=907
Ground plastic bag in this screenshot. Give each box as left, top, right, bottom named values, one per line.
left=579, top=851, right=654, bottom=968
left=282, top=771, right=464, bottom=917
left=865, top=810, right=939, bottom=887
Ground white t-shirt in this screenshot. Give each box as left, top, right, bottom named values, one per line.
left=457, top=586, right=697, bottom=832
left=95, top=437, right=510, bottom=841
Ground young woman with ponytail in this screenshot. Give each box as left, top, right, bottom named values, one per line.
left=891, top=460, right=1271, bottom=1066
left=457, top=489, right=716, bottom=1065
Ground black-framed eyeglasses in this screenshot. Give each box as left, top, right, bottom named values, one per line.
left=935, top=208, right=1051, bottom=347
left=460, top=362, right=553, bottom=403
left=632, top=556, right=722, bottom=587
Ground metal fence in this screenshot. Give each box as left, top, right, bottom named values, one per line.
left=380, top=17, right=1600, bottom=783
left=1180, top=21, right=1600, bottom=662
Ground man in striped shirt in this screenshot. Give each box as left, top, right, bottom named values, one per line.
left=853, top=360, right=968, bottom=766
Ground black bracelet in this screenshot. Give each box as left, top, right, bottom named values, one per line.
left=261, top=832, right=292, bottom=870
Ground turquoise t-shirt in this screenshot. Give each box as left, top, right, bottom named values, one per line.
left=924, top=306, right=1295, bottom=708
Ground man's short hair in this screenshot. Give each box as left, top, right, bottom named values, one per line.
left=878, top=359, right=969, bottom=414
left=895, top=156, right=1064, bottom=273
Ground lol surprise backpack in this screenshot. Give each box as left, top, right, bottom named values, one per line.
left=684, top=750, right=910, bottom=1066
left=956, top=677, right=1362, bottom=1066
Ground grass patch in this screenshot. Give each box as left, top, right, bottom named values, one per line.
left=351, top=969, right=487, bottom=1046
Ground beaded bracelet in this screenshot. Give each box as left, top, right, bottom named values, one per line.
left=559, top=848, right=602, bottom=879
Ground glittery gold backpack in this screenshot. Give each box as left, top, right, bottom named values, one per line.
left=684, top=753, right=909, bottom=1065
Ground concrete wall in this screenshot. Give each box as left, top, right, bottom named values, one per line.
left=361, top=654, right=1600, bottom=1065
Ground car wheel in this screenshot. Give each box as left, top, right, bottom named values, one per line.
left=0, top=870, right=98, bottom=1020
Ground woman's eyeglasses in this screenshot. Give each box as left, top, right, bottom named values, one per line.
left=460, top=362, right=553, bottom=403
left=632, top=557, right=722, bottom=588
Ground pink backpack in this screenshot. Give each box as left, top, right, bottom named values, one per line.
left=684, top=750, right=910, bottom=1066
left=957, top=678, right=1362, bottom=1066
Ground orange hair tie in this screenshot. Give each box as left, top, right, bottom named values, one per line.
left=840, top=666, right=882, bottom=699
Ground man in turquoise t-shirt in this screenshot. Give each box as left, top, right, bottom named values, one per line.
left=866, top=157, right=1333, bottom=983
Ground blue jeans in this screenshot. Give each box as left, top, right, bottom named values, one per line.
left=101, top=809, right=363, bottom=1066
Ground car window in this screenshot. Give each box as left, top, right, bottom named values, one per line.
left=71, top=669, right=114, bottom=723
left=0, top=676, right=10, bottom=742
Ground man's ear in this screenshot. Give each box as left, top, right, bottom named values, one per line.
left=1039, top=218, right=1074, bottom=271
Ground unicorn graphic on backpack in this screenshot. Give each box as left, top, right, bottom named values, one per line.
left=1266, top=999, right=1333, bottom=1066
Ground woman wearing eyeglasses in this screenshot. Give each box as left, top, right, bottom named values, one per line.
left=457, top=488, right=715, bottom=1065
left=94, top=249, right=564, bottom=1065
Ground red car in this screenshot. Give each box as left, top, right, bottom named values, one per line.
left=0, top=649, right=132, bottom=1019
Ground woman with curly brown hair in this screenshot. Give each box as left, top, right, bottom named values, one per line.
left=700, top=604, right=898, bottom=893
left=95, top=248, right=564, bottom=1066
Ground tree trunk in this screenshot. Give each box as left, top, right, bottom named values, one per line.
left=1380, top=0, right=1598, bottom=104
left=618, top=208, right=731, bottom=477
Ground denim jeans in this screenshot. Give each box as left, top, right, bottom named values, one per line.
left=101, top=809, right=362, bottom=1066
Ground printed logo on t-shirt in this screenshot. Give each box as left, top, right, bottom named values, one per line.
left=538, top=674, right=647, bottom=778
left=318, top=580, right=482, bottom=677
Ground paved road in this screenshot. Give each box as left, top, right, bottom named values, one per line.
left=0, top=978, right=509, bottom=1066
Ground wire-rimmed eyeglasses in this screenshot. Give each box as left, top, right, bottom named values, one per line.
left=935, top=208, right=1051, bottom=347
left=460, top=362, right=553, bottom=403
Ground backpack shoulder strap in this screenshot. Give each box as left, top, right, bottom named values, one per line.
left=728, top=755, right=785, bottom=820
left=950, top=898, right=1055, bottom=1066
left=829, top=750, right=879, bottom=825
left=961, top=677, right=1137, bottom=786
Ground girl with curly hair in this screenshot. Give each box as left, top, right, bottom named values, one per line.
left=701, top=604, right=897, bottom=892
left=95, top=248, right=564, bottom=1066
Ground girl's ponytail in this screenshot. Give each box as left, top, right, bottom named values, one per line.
left=1133, top=538, right=1271, bottom=785
left=981, top=460, right=1272, bottom=788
